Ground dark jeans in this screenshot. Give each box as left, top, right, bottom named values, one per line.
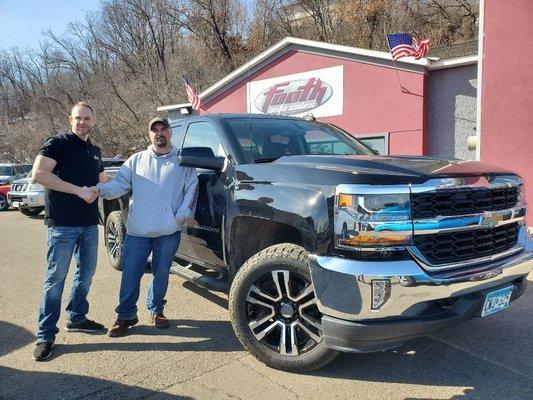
left=37, top=225, right=99, bottom=342
left=116, top=231, right=181, bottom=320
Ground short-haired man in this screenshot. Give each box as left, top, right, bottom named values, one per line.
left=93, top=117, right=198, bottom=336
left=32, top=102, right=107, bottom=361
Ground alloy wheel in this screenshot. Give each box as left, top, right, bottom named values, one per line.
left=107, top=219, right=121, bottom=262
left=245, top=270, right=323, bottom=356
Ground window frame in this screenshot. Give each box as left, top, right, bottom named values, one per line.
left=354, top=132, right=390, bottom=155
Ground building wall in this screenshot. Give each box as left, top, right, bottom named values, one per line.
left=481, top=0, right=533, bottom=224
left=204, top=50, right=427, bottom=155
left=427, top=65, right=477, bottom=160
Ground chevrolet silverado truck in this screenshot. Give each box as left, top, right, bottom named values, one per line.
left=99, top=114, right=533, bottom=372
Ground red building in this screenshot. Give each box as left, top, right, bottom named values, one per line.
left=160, top=2, right=532, bottom=225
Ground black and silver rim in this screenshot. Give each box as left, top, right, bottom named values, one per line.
left=107, top=220, right=121, bottom=262
left=245, top=270, right=323, bottom=356
left=0, top=195, right=6, bottom=210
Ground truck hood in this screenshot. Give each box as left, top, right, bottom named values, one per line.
left=11, top=177, right=32, bottom=185
left=268, top=155, right=515, bottom=185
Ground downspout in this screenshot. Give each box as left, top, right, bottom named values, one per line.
left=475, top=0, right=485, bottom=162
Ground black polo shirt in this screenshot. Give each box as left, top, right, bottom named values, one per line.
left=38, top=132, right=104, bottom=227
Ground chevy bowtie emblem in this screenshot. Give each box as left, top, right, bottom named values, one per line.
left=481, top=212, right=503, bottom=226
left=470, top=268, right=502, bottom=281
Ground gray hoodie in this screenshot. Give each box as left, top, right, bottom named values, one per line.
left=97, top=146, right=198, bottom=237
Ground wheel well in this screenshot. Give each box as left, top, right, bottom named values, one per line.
left=103, top=200, right=121, bottom=228
left=229, top=217, right=305, bottom=276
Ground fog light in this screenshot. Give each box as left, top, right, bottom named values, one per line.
left=371, top=280, right=391, bottom=310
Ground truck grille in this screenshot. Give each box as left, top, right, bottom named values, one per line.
left=411, top=187, right=519, bottom=219
left=413, top=223, right=520, bottom=265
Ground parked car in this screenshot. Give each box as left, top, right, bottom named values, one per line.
left=8, top=172, right=45, bottom=216
left=7, top=158, right=123, bottom=218
left=0, top=163, right=32, bottom=186
left=99, top=114, right=532, bottom=372
left=0, top=184, right=10, bottom=211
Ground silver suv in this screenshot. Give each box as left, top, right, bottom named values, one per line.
left=8, top=172, right=45, bottom=216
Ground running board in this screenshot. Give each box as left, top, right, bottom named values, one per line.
left=169, top=261, right=228, bottom=293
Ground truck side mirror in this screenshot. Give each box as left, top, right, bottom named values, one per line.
left=178, top=146, right=225, bottom=172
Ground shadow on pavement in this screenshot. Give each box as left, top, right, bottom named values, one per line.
left=182, top=281, right=228, bottom=309
left=52, top=319, right=241, bottom=357
left=0, top=321, right=35, bottom=357
left=0, top=366, right=194, bottom=400
left=0, top=321, right=194, bottom=400
left=310, top=333, right=532, bottom=399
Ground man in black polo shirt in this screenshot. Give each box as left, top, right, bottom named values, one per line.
left=31, top=102, right=107, bottom=361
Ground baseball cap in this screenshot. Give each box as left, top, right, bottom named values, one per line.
left=148, top=117, right=170, bottom=131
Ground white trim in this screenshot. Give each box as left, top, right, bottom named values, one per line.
left=476, top=0, right=485, bottom=162
left=157, top=103, right=191, bottom=112
left=426, top=55, right=478, bottom=71
left=158, top=36, right=478, bottom=112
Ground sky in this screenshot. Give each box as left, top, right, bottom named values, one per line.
left=0, top=0, right=103, bottom=51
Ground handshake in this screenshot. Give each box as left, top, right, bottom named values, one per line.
left=77, top=186, right=100, bottom=204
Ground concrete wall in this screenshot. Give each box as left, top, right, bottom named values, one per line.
left=427, top=65, right=477, bottom=160
left=481, top=0, right=533, bottom=224
left=202, top=50, right=427, bottom=155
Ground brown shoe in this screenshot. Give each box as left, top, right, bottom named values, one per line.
left=108, top=317, right=138, bottom=337
left=151, top=313, right=170, bottom=329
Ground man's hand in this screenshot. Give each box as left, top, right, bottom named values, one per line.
left=77, top=186, right=99, bottom=204
left=175, top=215, right=185, bottom=226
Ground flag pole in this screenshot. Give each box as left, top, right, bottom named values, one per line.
left=386, top=36, right=407, bottom=93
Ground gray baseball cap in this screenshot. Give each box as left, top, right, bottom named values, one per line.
left=148, top=117, right=170, bottom=131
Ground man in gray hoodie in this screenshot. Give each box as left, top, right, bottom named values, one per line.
left=93, top=117, right=198, bottom=336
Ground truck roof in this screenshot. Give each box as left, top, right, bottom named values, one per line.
left=173, top=113, right=317, bottom=124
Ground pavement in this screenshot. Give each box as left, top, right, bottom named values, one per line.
left=1, top=209, right=532, bottom=400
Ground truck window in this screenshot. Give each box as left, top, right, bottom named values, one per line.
left=183, top=122, right=226, bottom=157
left=222, top=117, right=374, bottom=163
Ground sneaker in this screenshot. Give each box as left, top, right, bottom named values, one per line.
left=33, top=341, right=54, bottom=361
left=108, top=317, right=139, bottom=337
left=65, top=319, right=106, bottom=333
left=151, top=313, right=170, bottom=329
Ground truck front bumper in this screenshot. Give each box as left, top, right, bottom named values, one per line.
left=308, top=233, right=533, bottom=353
left=7, top=191, right=44, bottom=207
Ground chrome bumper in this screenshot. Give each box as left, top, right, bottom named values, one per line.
left=309, top=232, right=533, bottom=321
left=7, top=191, right=44, bottom=207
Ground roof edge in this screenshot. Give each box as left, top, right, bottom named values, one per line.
left=158, top=37, right=478, bottom=112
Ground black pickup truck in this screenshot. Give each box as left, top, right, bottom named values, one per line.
left=99, top=113, right=533, bottom=372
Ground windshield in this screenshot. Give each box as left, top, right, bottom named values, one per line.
left=222, top=117, right=374, bottom=163
left=0, top=166, right=13, bottom=175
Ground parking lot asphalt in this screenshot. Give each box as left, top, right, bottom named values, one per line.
left=1, top=209, right=532, bottom=400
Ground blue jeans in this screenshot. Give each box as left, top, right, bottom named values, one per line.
left=37, top=225, right=99, bottom=342
left=116, top=231, right=181, bottom=320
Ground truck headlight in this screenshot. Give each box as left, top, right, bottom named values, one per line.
left=334, top=191, right=413, bottom=249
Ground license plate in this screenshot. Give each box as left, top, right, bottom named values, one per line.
left=481, top=286, right=513, bottom=317
left=12, top=201, right=20, bottom=208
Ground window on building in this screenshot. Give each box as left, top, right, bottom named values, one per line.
left=356, top=133, right=389, bottom=155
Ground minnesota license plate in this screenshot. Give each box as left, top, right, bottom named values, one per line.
left=481, top=286, right=513, bottom=317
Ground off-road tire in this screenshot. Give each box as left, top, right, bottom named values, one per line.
left=229, top=243, right=338, bottom=372
left=19, top=205, right=44, bottom=216
left=105, top=210, right=125, bottom=271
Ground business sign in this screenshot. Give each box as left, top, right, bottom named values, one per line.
left=247, top=66, right=343, bottom=117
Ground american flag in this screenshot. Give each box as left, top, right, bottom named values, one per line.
left=386, top=33, right=430, bottom=61
left=182, top=75, right=202, bottom=111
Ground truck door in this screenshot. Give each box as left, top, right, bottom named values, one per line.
left=178, top=121, right=226, bottom=268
